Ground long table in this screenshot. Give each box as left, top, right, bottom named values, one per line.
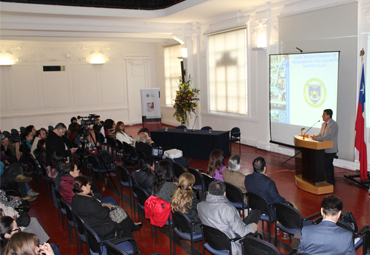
left=151, top=129, right=230, bottom=160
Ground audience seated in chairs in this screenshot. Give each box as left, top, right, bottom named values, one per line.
left=67, top=122, right=81, bottom=147
left=132, top=158, right=156, bottom=195
left=3, top=232, right=57, bottom=255
left=19, top=130, right=33, bottom=164
left=152, top=160, right=176, bottom=203
left=71, top=176, right=141, bottom=240
left=298, top=195, right=356, bottom=255
left=207, top=149, right=226, bottom=182
left=171, top=172, right=201, bottom=233
left=30, top=129, right=47, bottom=158
left=115, top=121, right=134, bottom=146
left=197, top=180, right=261, bottom=254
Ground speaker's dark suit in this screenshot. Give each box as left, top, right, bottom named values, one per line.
left=298, top=220, right=355, bottom=255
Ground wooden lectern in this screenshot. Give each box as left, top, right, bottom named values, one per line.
left=294, top=135, right=334, bottom=195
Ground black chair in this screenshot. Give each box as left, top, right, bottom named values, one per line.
left=176, top=125, right=186, bottom=129
left=274, top=202, right=320, bottom=246
left=10, top=128, right=21, bottom=142
left=201, top=224, right=241, bottom=255
left=121, top=141, right=138, bottom=169
left=87, top=150, right=118, bottom=189
left=27, top=153, right=43, bottom=192
left=229, top=127, right=241, bottom=155
left=188, top=167, right=205, bottom=191
left=53, top=184, right=65, bottom=228
left=201, top=126, right=212, bottom=131
left=225, top=182, right=248, bottom=220
left=2, top=131, right=11, bottom=138
left=240, top=235, right=297, bottom=255
left=172, top=210, right=203, bottom=255
left=71, top=211, right=88, bottom=255
left=247, top=192, right=275, bottom=243
left=202, top=173, right=215, bottom=191
left=132, top=185, right=149, bottom=224
left=83, top=220, right=140, bottom=255
left=105, top=241, right=130, bottom=255
left=48, top=125, right=54, bottom=133
left=60, top=198, right=79, bottom=247
left=19, top=126, right=25, bottom=134
left=173, top=162, right=186, bottom=181
left=40, top=163, right=53, bottom=201
left=118, top=166, right=134, bottom=207
left=362, top=225, right=370, bottom=255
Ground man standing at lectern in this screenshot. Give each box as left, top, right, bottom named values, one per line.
left=311, top=109, right=338, bottom=185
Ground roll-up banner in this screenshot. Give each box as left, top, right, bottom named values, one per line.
left=140, top=88, right=162, bottom=131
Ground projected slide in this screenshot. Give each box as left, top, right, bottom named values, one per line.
left=269, top=52, right=339, bottom=146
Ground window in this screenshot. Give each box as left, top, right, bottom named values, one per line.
left=164, top=44, right=182, bottom=106
left=208, top=28, right=248, bottom=114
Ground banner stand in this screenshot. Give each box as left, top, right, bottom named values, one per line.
left=140, top=88, right=162, bottom=131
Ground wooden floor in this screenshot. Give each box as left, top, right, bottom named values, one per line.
left=24, top=124, right=369, bottom=255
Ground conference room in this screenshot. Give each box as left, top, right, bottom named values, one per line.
left=0, top=0, right=370, bottom=254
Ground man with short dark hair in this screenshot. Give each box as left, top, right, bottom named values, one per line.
left=298, top=195, right=355, bottom=255
left=311, top=109, right=339, bottom=185
left=244, top=157, right=285, bottom=206
left=45, top=123, right=77, bottom=166
left=197, top=180, right=260, bottom=254
left=31, top=129, right=47, bottom=157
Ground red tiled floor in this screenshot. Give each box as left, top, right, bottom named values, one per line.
left=24, top=124, right=369, bottom=254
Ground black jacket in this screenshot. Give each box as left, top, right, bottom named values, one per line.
left=45, top=131, right=71, bottom=166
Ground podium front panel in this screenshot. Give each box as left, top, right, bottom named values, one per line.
left=301, top=148, right=325, bottom=184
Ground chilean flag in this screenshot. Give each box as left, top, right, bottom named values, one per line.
left=355, top=64, right=368, bottom=181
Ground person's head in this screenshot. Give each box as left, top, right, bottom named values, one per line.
left=228, top=155, right=241, bottom=172
left=208, top=180, right=226, bottom=196
left=68, top=123, right=80, bottom=133
left=24, top=130, right=33, bottom=141
left=25, top=125, right=36, bottom=136
left=96, top=117, right=101, bottom=124
left=50, top=151, right=66, bottom=171
left=4, top=232, right=39, bottom=255
left=36, top=129, right=47, bottom=139
left=54, top=123, right=67, bottom=137
left=115, top=121, right=124, bottom=134
left=141, top=158, right=154, bottom=173
left=62, top=162, right=80, bottom=178
left=1, top=134, right=8, bottom=146
left=207, top=149, right=224, bottom=177
left=153, top=160, right=174, bottom=193
left=253, top=157, right=266, bottom=173
left=322, top=109, right=333, bottom=122
left=72, top=176, right=91, bottom=195
left=104, top=119, right=115, bottom=130
left=138, top=132, right=149, bottom=142
left=71, top=117, right=77, bottom=124
left=0, top=216, right=19, bottom=239
left=321, top=195, right=343, bottom=221
left=138, top=127, right=150, bottom=136
left=171, top=172, right=195, bottom=213
left=36, top=139, right=46, bottom=150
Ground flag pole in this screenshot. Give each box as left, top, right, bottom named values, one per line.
left=344, top=48, right=370, bottom=189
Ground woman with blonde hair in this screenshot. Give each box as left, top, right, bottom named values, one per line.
left=115, top=121, right=134, bottom=145
left=171, top=172, right=201, bottom=233
left=4, top=232, right=54, bottom=255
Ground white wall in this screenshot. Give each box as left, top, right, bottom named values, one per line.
left=0, top=41, right=157, bottom=130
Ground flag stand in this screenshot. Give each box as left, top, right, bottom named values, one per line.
left=344, top=48, right=370, bottom=189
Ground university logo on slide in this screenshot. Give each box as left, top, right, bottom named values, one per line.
left=303, top=78, right=326, bottom=107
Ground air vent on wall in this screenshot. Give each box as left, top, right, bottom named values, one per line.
left=43, top=66, right=65, bottom=72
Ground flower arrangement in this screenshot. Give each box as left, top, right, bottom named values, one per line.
left=173, top=75, right=200, bottom=126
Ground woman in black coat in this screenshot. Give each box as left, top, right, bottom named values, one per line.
left=71, top=176, right=141, bottom=240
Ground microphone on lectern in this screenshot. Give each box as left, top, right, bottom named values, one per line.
left=304, top=120, right=321, bottom=135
